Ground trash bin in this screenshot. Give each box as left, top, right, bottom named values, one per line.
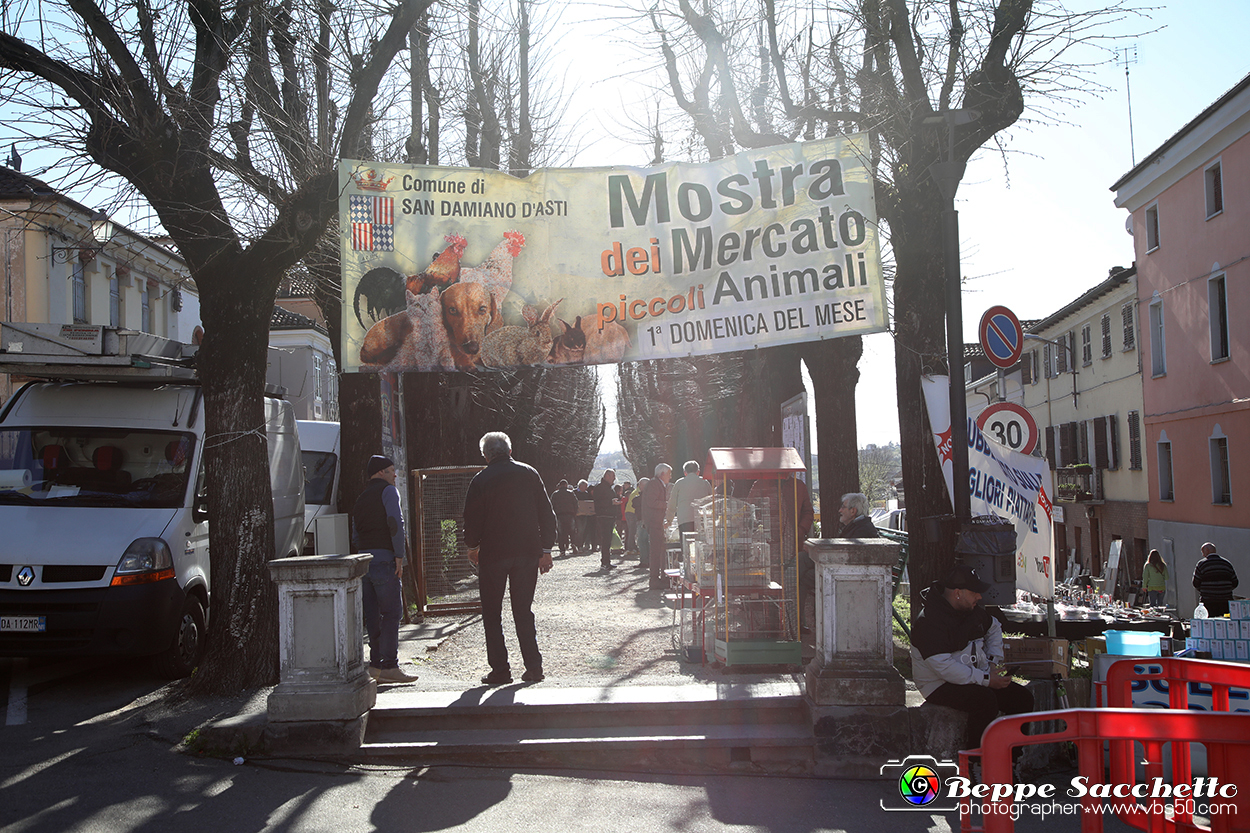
left=955, top=516, right=1017, bottom=605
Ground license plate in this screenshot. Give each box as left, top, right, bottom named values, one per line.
left=0, top=616, right=46, bottom=632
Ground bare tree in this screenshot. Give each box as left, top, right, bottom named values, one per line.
left=624, top=0, right=1137, bottom=607
left=1, top=0, right=433, bottom=692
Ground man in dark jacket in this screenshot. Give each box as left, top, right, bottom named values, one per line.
left=463, top=432, right=557, bottom=686
left=837, top=492, right=879, bottom=538
left=910, top=564, right=1033, bottom=748
left=1193, top=542, right=1239, bottom=617
left=550, top=479, right=578, bottom=555
left=591, top=469, right=619, bottom=570
left=641, top=463, right=672, bottom=589
left=352, top=455, right=418, bottom=684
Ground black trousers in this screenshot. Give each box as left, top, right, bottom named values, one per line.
left=596, top=515, right=615, bottom=566
left=479, top=555, right=542, bottom=675
left=925, top=681, right=1035, bottom=749
left=556, top=514, right=575, bottom=552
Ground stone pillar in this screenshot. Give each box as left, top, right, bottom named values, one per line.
left=266, top=554, right=376, bottom=751
left=805, top=538, right=905, bottom=706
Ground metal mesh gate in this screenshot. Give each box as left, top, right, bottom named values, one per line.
left=413, top=466, right=482, bottom=617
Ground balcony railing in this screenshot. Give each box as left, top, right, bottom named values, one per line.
left=1054, top=465, right=1102, bottom=502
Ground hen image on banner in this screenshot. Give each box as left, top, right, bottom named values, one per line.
left=339, top=135, right=886, bottom=374
left=879, top=755, right=961, bottom=812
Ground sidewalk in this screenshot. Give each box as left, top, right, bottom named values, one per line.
left=395, top=546, right=809, bottom=692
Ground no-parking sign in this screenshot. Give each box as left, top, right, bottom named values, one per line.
left=976, top=402, right=1039, bottom=455
left=979, top=305, right=1024, bottom=369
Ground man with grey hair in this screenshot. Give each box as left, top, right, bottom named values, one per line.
left=641, top=463, right=673, bottom=589
left=463, top=431, right=557, bottom=685
left=667, top=459, right=713, bottom=534
left=837, top=492, right=877, bottom=538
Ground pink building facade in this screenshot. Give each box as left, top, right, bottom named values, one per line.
left=1112, top=74, right=1250, bottom=613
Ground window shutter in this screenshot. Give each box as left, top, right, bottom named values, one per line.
left=1059, top=422, right=1075, bottom=466
left=1094, top=416, right=1109, bottom=469
left=1021, top=351, right=1033, bottom=385
left=1108, top=414, right=1120, bottom=470
left=1045, top=425, right=1056, bottom=469
left=1101, top=314, right=1112, bottom=358
left=1128, top=410, right=1142, bottom=470
left=1122, top=304, right=1135, bottom=351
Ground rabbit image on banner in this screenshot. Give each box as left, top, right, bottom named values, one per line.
left=481, top=299, right=563, bottom=368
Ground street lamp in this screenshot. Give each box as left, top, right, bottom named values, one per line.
left=1023, top=333, right=1078, bottom=408
left=51, top=210, right=115, bottom=263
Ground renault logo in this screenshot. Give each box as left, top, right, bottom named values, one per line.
left=17, top=566, right=35, bottom=586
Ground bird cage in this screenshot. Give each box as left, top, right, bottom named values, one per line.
left=699, top=448, right=807, bottom=667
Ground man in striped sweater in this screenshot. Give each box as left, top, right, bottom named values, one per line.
left=1192, top=542, right=1239, bottom=617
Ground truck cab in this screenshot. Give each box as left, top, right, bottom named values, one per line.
left=0, top=323, right=304, bottom=676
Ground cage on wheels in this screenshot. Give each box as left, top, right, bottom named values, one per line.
left=700, top=448, right=809, bottom=667
left=412, top=466, right=483, bottom=617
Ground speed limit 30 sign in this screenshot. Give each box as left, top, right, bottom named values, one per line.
left=976, top=402, right=1038, bottom=455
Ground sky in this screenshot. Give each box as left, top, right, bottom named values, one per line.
left=6, top=2, right=1250, bottom=453
left=566, top=1, right=1250, bottom=451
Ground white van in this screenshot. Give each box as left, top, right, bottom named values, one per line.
left=0, top=324, right=304, bottom=677
left=296, top=420, right=345, bottom=555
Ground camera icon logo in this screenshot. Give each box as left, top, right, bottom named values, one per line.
left=879, top=755, right=960, bottom=812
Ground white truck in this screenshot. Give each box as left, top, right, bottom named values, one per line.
left=296, top=419, right=348, bottom=555
left=0, top=323, right=304, bottom=677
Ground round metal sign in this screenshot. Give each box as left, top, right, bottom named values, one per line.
left=979, top=305, right=1024, bottom=369
left=976, top=402, right=1039, bottom=455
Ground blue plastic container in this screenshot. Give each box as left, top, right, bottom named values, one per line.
left=1104, top=630, right=1162, bottom=656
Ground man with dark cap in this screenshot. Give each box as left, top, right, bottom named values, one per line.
left=910, top=563, right=1033, bottom=749
left=463, top=432, right=557, bottom=686
left=351, top=455, right=418, bottom=683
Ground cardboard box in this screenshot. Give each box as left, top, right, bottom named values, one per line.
left=1083, top=636, right=1106, bottom=659
left=1212, top=640, right=1224, bottom=659
left=1240, top=620, right=1250, bottom=640
left=1214, top=619, right=1228, bottom=640
left=1002, top=637, right=1070, bottom=678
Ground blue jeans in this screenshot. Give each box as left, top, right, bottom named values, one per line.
left=362, top=550, right=402, bottom=669
left=1147, top=589, right=1165, bottom=606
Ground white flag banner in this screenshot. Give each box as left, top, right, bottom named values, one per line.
left=921, top=375, right=1056, bottom=599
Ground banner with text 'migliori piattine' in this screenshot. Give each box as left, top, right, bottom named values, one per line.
left=339, top=135, right=885, bottom=373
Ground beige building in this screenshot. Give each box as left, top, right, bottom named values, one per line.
left=1, top=165, right=197, bottom=404
left=967, top=266, right=1150, bottom=590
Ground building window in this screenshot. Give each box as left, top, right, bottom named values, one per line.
left=1043, top=343, right=1055, bottom=378
left=1020, top=350, right=1034, bottom=385
left=1144, top=203, right=1160, bottom=252
left=1157, top=432, right=1174, bottom=501
left=1108, top=413, right=1120, bottom=470
left=1149, top=296, right=1166, bottom=377
left=1210, top=426, right=1231, bottom=505
left=1100, top=313, right=1112, bottom=359
left=1209, top=273, right=1230, bottom=362
left=72, top=261, right=87, bottom=324
left=1056, top=335, right=1069, bottom=374
left=1081, top=324, right=1092, bottom=366
left=1205, top=160, right=1224, bottom=219
left=1121, top=303, right=1135, bottom=351
left=141, top=280, right=151, bottom=333
left=1128, top=410, right=1142, bottom=471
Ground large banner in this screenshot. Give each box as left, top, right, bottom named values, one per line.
left=339, top=135, right=886, bottom=373
left=921, top=376, right=1055, bottom=599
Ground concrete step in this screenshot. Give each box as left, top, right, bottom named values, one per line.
left=360, top=680, right=816, bottom=774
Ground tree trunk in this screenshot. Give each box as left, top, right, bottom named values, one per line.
left=189, top=274, right=282, bottom=694
left=800, top=335, right=863, bottom=518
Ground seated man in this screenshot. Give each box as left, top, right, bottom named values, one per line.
left=911, top=563, right=1033, bottom=750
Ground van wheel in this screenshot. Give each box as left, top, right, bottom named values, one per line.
left=154, top=596, right=206, bottom=679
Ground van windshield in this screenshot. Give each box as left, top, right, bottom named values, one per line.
left=0, top=427, right=195, bottom=508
